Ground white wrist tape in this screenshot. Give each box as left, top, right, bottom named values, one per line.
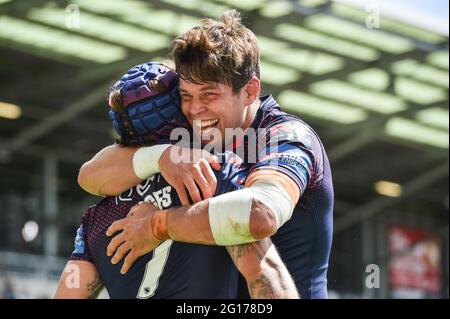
left=208, top=180, right=294, bottom=245
left=132, top=144, right=171, bottom=180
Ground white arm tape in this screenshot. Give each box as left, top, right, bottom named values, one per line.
left=208, top=188, right=255, bottom=246
left=132, top=144, right=171, bottom=180
left=208, top=180, right=294, bottom=246
left=252, top=180, right=294, bottom=229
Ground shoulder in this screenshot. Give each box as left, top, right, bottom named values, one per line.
left=266, top=119, right=317, bottom=150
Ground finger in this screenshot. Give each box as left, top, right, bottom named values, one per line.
left=175, top=184, right=190, bottom=207
left=107, top=232, right=126, bottom=257
left=121, top=251, right=139, bottom=275
left=111, top=242, right=131, bottom=265
left=206, top=153, right=221, bottom=171
left=106, top=219, right=126, bottom=237
left=199, top=159, right=217, bottom=198
left=192, top=164, right=212, bottom=199
left=184, top=177, right=202, bottom=203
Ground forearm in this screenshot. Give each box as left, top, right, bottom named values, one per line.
left=226, top=240, right=299, bottom=299
left=161, top=196, right=274, bottom=245
left=78, top=144, right=141, bottom=196
left=159, top=172, right=297, bottom=246
left=165, top=200, right=215, bottom=244
left=53, top=261, right=104, bottom=299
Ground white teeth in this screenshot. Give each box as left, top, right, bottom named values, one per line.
left=194, top=119, right=219, bottom=128
left=203, top=119, right=219, bottom=127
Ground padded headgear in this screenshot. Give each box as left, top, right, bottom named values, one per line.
left=108, top=62, right=190, bottom=145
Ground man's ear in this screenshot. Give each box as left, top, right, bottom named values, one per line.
left=243, top=76, right=260, bottom=106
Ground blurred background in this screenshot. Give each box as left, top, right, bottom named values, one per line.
left=0, top=0, right=448, bottom=299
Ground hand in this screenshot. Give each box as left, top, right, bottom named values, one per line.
left=159, top=146, right=221, bottom=206
left=106, top=203, right=162, bottom=274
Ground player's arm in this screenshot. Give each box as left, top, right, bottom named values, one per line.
left=106, top=140, right=311, bottom=273
left=162, top=169, right=299, bottom=244
left=227, top=239, right=299, bottom=299
left=78, top=144, right=220, bottom=201
left=55, top=214, right=103, bottom=298
left=106, top=169, right=301, bottom=273
left=53, top=260, right=103, bottom=299
left=78, top=144, right=141, bottom=196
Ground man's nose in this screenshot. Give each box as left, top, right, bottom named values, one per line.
left=186, top=97, right=207, bottom=118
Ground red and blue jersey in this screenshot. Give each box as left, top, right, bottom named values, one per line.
left=236, top=95, right=334, bottom=299
left=70, top=153, right=247, bottom=299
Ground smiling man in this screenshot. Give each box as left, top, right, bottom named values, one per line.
left=79, top=10, right=334, bottom=299
left=55, top=62, right=298, bottom=299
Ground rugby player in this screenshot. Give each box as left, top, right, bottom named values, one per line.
left=79, top=10, right=334, bottom=299
left=54, top=62, right=298, bottom=299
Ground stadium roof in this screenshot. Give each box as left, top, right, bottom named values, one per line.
left=0, top=0, right=448, bottom=233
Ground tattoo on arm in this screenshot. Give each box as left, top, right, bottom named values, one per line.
left=86, top=275, right=103, bottom=299
left=249, top=273, right=277, bottom=299
left=226, top=241, right=299, bottom=299
left=226, top=242, right=277, bottom=298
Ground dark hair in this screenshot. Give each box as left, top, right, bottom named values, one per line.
left=170, top=9, right=260, bottom=93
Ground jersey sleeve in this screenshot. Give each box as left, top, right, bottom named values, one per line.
left=69, top=209, right=94, bottom=263
left=252, top=143, right=312, bottom=194
left=251, top=120, right=320, bottom=194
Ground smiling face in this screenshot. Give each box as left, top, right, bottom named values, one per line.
left=170, top=10, right=262, bottom=146
left=179, top=77, right=260, bottom=147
